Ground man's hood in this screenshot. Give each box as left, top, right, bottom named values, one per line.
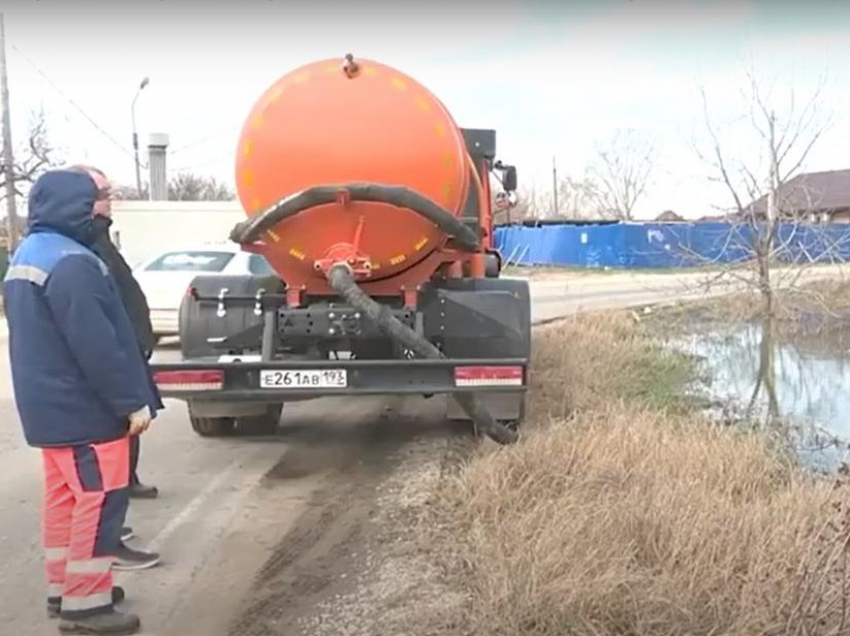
left=27, top=170, right=98, bottom=246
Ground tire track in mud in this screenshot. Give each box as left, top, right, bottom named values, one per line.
left=226, top=395, right=464, bottom=636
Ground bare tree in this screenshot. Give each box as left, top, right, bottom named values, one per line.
left=506, top=184, right=552, bottom=222
left=113, top=173, right=234, bottom=202
left=0, top=107, right=59, bottom=203
left=503, top=176, right=614, bottom=224
left=587, top=128, right=656, bottom=221
left=112, top=183, right=149, bottom=201
left=682, top=66, right=837, bottom=426
left=0, top=107, right=59, bottom=247
left=168, top=172, right=234, bottom=201
left=694, top=67, right=833, bottom=318
left=558, top=175, right=606, bottom=220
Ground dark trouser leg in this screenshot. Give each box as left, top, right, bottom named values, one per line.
left=129, top=434, right=140, bottom=486
left=127, top=433, right=158, bottom=499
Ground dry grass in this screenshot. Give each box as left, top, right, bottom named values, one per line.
left=526, top=312, right=697, bottom=421
left=645, top=279, right=850, bottom=337
left=424, top=312, right=850, bottom=636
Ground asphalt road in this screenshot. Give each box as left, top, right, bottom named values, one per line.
left=0, top=268, right=845, bottom=635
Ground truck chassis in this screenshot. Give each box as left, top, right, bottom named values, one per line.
left=150, top=275, right=530, bottom=441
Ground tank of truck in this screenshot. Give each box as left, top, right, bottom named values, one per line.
left=233, top=55, right=479, bottom=288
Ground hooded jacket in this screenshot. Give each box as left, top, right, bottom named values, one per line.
left=90, top=214, right=164, bottom=413
left=3, top=169, right=160, bottom=448
left=91, top=215, right=158, bottom=358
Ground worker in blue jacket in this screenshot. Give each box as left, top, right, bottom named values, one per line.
left=3, top=168, right=160, bottom=635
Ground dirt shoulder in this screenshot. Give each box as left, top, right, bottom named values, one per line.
left=505, top=262, right=849, bottom=284
left=200, top=395, right=475, bottom=636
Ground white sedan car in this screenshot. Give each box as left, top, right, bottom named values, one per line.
left=133, top=243, right=276, bottom=338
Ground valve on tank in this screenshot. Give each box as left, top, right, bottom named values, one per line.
left=342, top=53, right=360, bottom=78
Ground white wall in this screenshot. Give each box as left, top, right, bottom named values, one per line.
left=110, top=200, right=246, bottom=268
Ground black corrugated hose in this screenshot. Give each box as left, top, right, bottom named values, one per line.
left=230, top=183, right=480, bottom=252
left=326, top=263, right=518, bottom=445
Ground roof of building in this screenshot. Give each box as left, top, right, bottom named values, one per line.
left=655, top=210, right=684, bottom=222
left=749, top=168, right=850, bottom=215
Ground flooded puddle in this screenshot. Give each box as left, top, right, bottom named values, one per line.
left=665, top=317, right=850, bottom=473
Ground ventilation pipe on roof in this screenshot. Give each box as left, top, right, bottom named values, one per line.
left=148, top=132, right=169, bottom=201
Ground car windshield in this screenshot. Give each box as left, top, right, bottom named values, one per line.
left=143, top=250, right=235, bottom=272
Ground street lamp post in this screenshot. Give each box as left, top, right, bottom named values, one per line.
left=131, top=76, right=150, bottom=196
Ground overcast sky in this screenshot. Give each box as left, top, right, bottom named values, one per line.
left=3, top=0, right=850, bottom=219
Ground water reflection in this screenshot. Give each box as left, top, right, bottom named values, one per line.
left=666, top=317, right=850, bottom=473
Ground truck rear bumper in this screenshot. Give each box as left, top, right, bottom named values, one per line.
left=150, top=357, right=528, bottom=401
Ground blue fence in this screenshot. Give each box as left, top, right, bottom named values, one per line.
left=493, top=222, right=850, bottom=269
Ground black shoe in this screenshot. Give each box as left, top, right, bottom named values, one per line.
left=58, top=609, right=140, bottom=635
left=128, top=482, right=158, bottom=499
left=120, top=527, right=134, bottom=542
left=111, top=543, right=161, bottom=571
left=48, top=587, right=125, bottom=619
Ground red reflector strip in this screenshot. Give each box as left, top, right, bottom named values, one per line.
left=153, top=370, right=224, bottom=391
left=454, top=365, right=524, bottom=387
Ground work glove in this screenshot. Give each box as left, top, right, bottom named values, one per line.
left=128, top=406, right=152, bottom=436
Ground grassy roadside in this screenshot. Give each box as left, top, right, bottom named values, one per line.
left=641, top=278, right=850, bottom=348
left=502, top=264, right=711, bottom=280
left=418, top=311, right=850, bottom=636
left=501, top=261, right=847, bottom=281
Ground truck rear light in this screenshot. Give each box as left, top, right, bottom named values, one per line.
left=153, top=370, right=224, bottom=391
left=454, top=365, right=524, bottom=387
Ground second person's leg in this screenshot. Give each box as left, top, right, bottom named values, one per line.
left=127, top=434, right=157, bottom=500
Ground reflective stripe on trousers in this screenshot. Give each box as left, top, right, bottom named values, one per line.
left=42, top=436, right=130, bottom=619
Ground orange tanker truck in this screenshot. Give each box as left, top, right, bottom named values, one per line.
left=149, top=55, right=528, bottom=445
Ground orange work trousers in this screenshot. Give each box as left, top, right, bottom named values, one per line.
left=41, top=436, right=130, bottom=619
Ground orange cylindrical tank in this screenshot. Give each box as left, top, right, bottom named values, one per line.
left=234, top=56, right=472, bottom=284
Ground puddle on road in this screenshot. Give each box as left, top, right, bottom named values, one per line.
left=663, top=317, right=850, bottom=473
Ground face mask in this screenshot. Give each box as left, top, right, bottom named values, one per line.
left=92, top=214, right=112, bottom=231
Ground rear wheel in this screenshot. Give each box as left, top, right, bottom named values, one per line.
left=234, top=403, right=284, bottom=436
left=189, top=403, right=283, bottom=438
left=190, top=415, right=236, bottom=437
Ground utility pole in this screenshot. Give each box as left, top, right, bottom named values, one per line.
left=552, top=155, right=559, bottom=217
left=131, top=76, right=149, bottom=196
left=0, top=12, right=18, bottom=253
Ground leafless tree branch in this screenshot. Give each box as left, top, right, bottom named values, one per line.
left=586, top=128, right=657, bottom=221
left=0, top=107, right=59, bottom=205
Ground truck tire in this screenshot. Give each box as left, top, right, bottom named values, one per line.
left=190, top=415, right=236, bottom=437
left=234, top=403, right=284, bottom=436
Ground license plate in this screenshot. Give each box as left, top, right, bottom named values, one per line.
left=259, top=369, right=348, bottom=389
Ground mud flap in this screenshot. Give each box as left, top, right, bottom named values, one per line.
left=419, top=278, right=531, bottom=428
left=446, top=392, right=525, bottom=422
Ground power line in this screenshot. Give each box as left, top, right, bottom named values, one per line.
left=169, top=126, right=238, bottom=155
left=168, top=150, right=233, bottom=173
left=8, top=42, right=140, bottom=164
